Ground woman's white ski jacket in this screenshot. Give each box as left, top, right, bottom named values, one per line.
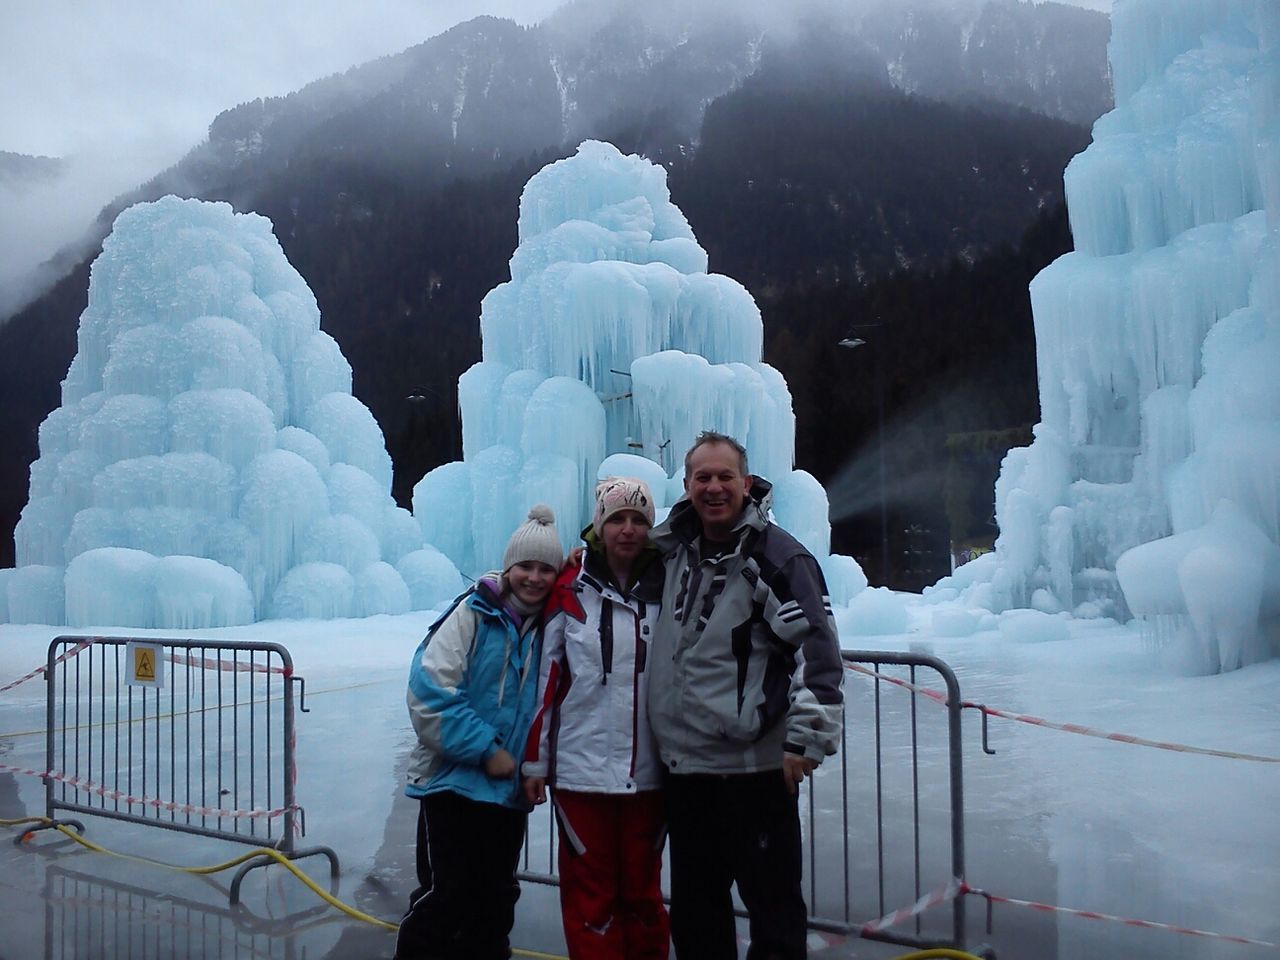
left=522, top=546, right=664, bottom=794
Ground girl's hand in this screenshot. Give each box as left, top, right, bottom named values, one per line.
left=523, top=776, right=547, bottom=805
left=484, top=748, right=517, bottom=779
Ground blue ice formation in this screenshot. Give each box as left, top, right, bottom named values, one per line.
left=414, top=140, right=865, bottom=600
left=2, top=196, right=462, bottom=627
left=934, top=0, right=1280, bottom=672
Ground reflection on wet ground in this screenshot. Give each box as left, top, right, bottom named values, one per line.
left=0, top=663, right=937, bottom=960
left=1, top=770, right=912, bottom=960
left=0, top=773, right=544, bottom=960
left=1, top=814, right=365, bottom=960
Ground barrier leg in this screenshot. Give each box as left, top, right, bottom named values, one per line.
left=229, top=844, right=340, bottom=905
left=16, top=819, right=85, bottom=845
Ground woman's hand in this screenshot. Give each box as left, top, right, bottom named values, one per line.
left=484, top=747, right=517, bottom=779
left=523, top=776, right=547, bottom=805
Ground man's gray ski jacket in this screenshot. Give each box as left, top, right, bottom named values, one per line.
left=647, top=476, right=844, bottom=775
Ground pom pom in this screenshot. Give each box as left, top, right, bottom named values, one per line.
left=527, top=503, right=556, bottom=525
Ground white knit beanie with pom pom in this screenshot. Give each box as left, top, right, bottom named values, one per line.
left=501, top=504, right=563, bottom=572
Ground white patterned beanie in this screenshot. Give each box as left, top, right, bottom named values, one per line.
left=591, top=477, right=656, bottom=538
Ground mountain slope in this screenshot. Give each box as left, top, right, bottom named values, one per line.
left=0, top=151, right=66, bottom=188
left=0, top=0, right=1107, bottom=570
left=673, top=79, right=1089, bottom=289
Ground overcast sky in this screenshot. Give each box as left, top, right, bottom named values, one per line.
left=0, top=1, right=567, bottom=318
left=2, top=0, right=570, bottom=164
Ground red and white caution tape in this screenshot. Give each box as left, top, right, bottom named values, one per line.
left=859, top=878, right=1280, bottom=952
left=858, top=877, right=966, bottom=935
left=42, top=768, right=295, bottom=821
left=967, top=701, right=1280, bottom=763
left=0, top=639, right=95, bottom=694
left=0, top=664, right=50, bottom=695
left=844, top=662, right=1280, bottom=764
left=982, top=891, right=1280, bottom=950
left=3, top=640, right=293, bottom=697
left=165, top=651, right=291, bottom=677
left=845, top=662, right=948, bottom=704
left=0, top=760, right=51, bottom=779
left=0, top=762, right=294, bottom=821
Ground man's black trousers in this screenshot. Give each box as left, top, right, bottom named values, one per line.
left=664, top=769, right=808, bottom=959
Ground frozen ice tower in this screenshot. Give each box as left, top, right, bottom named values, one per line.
left=415, top=140, right=863, bottom=598
left=936, top=0, right=1280, bottom=672
left=1, top=196, right=461, bottom=627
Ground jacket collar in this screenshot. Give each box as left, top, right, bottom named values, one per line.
left=471, top=574, right=505, bottom=612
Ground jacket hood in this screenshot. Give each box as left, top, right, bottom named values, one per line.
left=474, top=572, right=505, bottom=610
left=651, top=474, right=773, bottom=553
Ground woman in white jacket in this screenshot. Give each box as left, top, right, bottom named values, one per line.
left=522, top=477, right=669, bottom=960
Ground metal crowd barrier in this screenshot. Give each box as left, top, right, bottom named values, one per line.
left=43, top=863, right=333, bottom=960
left=37, top=636, right=338, bottom=902
left=518, top=649, right=971, bottom=953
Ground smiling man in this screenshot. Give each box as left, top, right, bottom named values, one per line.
left=647, top=431, right=845, bottom=960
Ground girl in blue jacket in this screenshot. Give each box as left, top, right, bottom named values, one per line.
left=395, top=505, right=562, bottom=960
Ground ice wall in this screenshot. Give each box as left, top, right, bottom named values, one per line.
left=4, top=196, right=461, bottom=627
left=937, top=0, right=1280, bottom=671
left=415, top=140, right=860, bottom=593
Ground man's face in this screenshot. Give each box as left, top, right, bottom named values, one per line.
left=684, top=442, right=751, bottom=537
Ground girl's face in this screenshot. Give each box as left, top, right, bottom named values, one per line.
left=507, top=561, right=556, bottom=606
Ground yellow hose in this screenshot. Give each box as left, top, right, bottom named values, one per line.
left=7, top=816, right=567, bottom=958
left=10, top=818, right=987, bottom=960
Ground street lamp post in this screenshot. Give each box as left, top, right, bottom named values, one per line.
left=839, top=327, right=890, bottom=585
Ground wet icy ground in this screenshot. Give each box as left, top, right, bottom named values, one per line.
left=1, top=600, right=1277, bottom=959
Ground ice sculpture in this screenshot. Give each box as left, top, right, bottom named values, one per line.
left=936, top=0, right=1280, bottom=671
left=415, top=140, right=862, bottom=598
left=3, top=196, right=461, bottom=627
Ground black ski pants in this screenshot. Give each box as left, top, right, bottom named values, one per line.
left=395, top=790, right=527, bottom=960
left=664, top=769, right=808, bottom=959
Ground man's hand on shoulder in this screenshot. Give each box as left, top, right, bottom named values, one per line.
left=782, top=753, right=816, bottom=795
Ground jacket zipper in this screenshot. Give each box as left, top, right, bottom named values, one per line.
left=599, top=597, right=614, bottom=684
left=631, top=606, right=642, bottom=778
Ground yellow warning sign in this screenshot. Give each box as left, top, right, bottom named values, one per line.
left=135, top=647, right=156, bottom=681
left=126, top=641, right=164, bottom=688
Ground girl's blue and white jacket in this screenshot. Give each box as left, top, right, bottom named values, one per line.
left=405, top=575, right=545, bottom=810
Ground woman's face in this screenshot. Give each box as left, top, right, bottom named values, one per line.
left=601, top=510, right=651, bottom=567
left=507, top=560, right=556, bottom=606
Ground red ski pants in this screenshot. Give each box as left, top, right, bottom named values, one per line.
left=554, top=789, right=670, bottom=960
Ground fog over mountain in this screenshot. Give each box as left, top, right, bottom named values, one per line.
left=0, top=0, right=564, bottom=320
left=0, top=0, right=1109, bottom=320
